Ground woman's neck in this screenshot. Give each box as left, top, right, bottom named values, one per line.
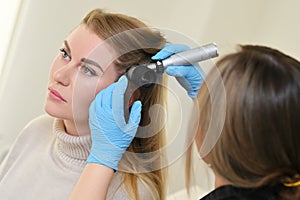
left=63, top=119, right=90, bottom=136
left=213, top=169, right=232, bottom=188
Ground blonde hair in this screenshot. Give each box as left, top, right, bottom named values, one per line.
left=82, top=9, right=167, bottom=200
left=187, top=45, right=300, bottom=199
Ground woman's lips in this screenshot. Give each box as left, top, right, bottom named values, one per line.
left=48, top=88, right=67, bottom=102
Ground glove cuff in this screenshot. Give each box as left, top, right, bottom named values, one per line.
left=86, top=147, right=125, bottom=172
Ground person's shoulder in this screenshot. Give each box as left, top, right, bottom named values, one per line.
left=200, top=185, right=278, bottom=200
left=0, top=114, right=54, bottom=178
left=4, top=114, right=54, bottom=157
left=200, top=185, right=240, bottom=200
left=13, top=114, right=54, bottom=143
left=21, top=114, right=54, bottom=135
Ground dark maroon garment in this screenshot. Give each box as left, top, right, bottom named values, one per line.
left=200, top=185, right=278, bottom=200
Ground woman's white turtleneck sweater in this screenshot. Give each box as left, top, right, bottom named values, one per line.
left=0, top=114, right=150, bottom=199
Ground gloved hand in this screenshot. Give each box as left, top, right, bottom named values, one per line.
left=152, top=43, right=205, bottom=98
left=87, top=76, right=142, bottom=171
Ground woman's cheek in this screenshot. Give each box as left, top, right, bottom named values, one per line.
left=95, top=73, right=119, bottom=94
left=72, top=78, right=99, bottom=121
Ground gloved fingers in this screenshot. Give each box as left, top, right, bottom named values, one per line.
left=165, top=65, right=205, bottom=78
left=128, top=100, right=142, bottom=127
left=192, top=64, right=206, bottom=78
left=188, top=91, right=198, bottom=99
left=88, top=82, right=116, bottom=131
left=90, top=82, right=116, bottom=114
left=112, top=75, right=128, bottom=127
left=151, top=43, right=190, bottom=60
left=175, top=76, right=200, bottom=99
left=165, top=65, right=193, bottom=77
left=175, top=76, right=193, bottom=93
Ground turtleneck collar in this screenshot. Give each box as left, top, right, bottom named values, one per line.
left=52, top=118, right=92, bottom=170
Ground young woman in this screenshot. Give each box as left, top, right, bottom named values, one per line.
left=0, top=8, right=203, bottom=200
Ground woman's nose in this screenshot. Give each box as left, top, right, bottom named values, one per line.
left=53, top=64, right=74, bottom=86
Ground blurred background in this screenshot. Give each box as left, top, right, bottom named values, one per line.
left=1, top=0, right=300, bottom=199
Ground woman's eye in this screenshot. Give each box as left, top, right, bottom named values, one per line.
left=59, top=48, right=71, bottom=61
left=80, top=65, right=97, bottom=76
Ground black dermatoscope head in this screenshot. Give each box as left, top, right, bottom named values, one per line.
left=126, top=43, right=219, bottom=88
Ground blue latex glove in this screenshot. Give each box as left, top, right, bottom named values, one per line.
left=152, top=43, right=205, bottom=98
left=87, top=76, right=142, bottom=171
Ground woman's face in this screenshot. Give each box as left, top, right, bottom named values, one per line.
left=45, top=24, right=119, bottom=127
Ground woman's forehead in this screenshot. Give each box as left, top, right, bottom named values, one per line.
left=65, top=25, right=116, bottom=71
left=66, top=25, right=103, bottom=54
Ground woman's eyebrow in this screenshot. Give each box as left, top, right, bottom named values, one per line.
left=81, top=58, right=104, bottom=72
left=64, top=40, right=71, bottom=54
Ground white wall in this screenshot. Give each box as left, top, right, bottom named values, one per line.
left=1, top=0, right=300, bottom=198
left=0, top=0, right=21, bottom=74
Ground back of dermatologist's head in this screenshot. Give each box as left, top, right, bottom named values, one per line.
left=195, top=45, right=300, bottom=199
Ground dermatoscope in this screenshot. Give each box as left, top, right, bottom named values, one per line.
left=122, top=43, right=218, bottom=121
left=126, top=43, right=219, bottom=87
